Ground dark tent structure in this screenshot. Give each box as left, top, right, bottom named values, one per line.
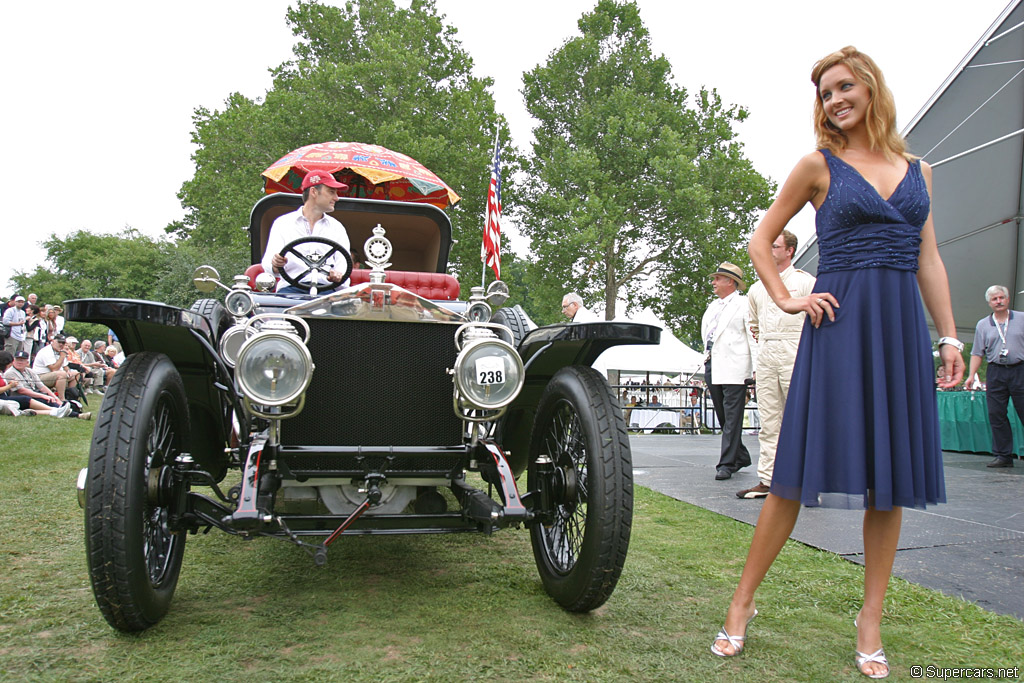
left=796, top=0, right=1024, bottom=337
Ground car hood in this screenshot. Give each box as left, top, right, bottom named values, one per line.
left=283, top=281, right=465, bottom=323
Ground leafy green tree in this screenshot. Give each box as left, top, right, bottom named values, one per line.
left=515, top=0, right=773, bottom=340
left=150, top=242, right=252, bottom=310
left=11, top=229, right=173, bottom=306
left=174, top=0, right=507, bottom=287
left=488, top=251, right=559, bottom=326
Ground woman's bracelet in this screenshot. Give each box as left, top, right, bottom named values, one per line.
left=938, top=336, right=964, bottom=352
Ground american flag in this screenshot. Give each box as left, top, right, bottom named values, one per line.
left=482, top=143, right=502, bottom=280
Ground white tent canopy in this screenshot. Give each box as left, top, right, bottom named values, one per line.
left=796, top=0, right=1024, bottom=337
left=591, top=308, right=704, bottom=379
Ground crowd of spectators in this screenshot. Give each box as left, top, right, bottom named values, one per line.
left=616, top=378, right=766, bottom=436
left=1, top=293, right=122, bottom=419
left=618, top=378, right=706, bottom=408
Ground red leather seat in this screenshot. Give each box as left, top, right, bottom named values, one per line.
left=245, top=263, right=270, bottom=290
left=349, top=269, right=460, bottom=300
left=245, top=265, right=460, bottom=301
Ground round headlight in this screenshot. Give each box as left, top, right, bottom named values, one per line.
left=235, top=332, right=313, bottom=406
left=219, top=325, right=248, bottom=368
left=465, top=301, right=492, bottom=324
left=225, top=289, right=255, bottom=317
left=453, top=338, right=524, bottom=410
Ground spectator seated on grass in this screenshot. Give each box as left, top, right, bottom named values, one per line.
left=79, top=339, right=113, bottom=392
left=0, top=350, right=72, bottom=417
left=95, top=341, right=119, bottom=379
left=32, top=334, right=79, bottom=402
left=63, top=337, right=93, bottom=394
left=2, top=350, right=88, bottom=419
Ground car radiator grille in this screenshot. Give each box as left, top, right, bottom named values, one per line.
left=281, top=318, right=463, bottom=447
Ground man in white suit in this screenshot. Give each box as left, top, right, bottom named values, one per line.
left=561, top=292, right=600, bottom=322
left=701, top=262, right=753, bottom=480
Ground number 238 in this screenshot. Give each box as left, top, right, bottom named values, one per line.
left=478, top=369, right=504, bottom=385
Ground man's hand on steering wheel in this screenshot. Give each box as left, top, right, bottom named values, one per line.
left=276, top=236, right=353, bottom=293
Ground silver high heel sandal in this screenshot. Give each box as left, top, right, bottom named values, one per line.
left=854, top=619, right=889, bottom=679
left=710, top=608, right=758, bottom=657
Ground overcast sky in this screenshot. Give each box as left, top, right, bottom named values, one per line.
left=0, top=0, right=1012, bottom=295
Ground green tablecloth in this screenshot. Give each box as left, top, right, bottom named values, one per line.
left=937, top=391, right=1024, bottom=454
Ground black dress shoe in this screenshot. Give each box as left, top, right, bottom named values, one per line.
left=987, top=456, right=1014, bottom=468
left=715, top=467, right=732, bottom=480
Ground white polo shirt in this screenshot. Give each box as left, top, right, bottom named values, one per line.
left=261, top=208, right=351, bottom=291
left=33, top=344, right=66, bottom=374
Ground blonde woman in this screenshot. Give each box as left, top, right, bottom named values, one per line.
left=711, top=47, right=963, bottom=679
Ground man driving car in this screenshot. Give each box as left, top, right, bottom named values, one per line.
left=262, top=171, right=352, bottom=294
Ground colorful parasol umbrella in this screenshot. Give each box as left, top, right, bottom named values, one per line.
left=261, top=141, right=461, bottom=209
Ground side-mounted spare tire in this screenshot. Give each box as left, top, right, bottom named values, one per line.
left=189, top=298, right=232, bottom=343
left=527, top=365, right=633, bottom=612
left=490, top=305, right=534, bottom=348
left=84, top=352, right=190, bottom=632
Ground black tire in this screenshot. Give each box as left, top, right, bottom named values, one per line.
left=527, top=365, right=633, bottom=612
left=490, top=305, right=533, bottom=348
left=85, top=352, right=190, bottom=632
left=190, top=298, right=232, bottom=343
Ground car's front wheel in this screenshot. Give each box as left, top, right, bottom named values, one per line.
left=84, top=352, right=190, bottom=632
left=527, top=366, right=633, bottom=612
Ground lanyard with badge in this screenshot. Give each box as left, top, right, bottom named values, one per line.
left=994, top=314, right=1010, bottom=359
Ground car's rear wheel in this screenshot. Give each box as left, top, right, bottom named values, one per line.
left=527, top=366, right=633, bottom=612
left=85, top=352, right=190, bottom=632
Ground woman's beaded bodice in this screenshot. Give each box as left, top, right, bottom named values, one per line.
left=815, top=149, right=930, bottom=274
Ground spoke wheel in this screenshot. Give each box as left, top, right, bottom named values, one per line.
left=278, top=235, right=353, bottom=293
left=528, top=366, right=633, bottom=612
left=85, top=352, right=190, bottom=632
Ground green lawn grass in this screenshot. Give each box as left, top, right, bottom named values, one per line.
left=1, top=417, right=1021, bottom=682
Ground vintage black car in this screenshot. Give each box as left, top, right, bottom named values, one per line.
left=69, top=192, right=659, bottom=632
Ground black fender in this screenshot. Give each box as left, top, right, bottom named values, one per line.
left=498, top=321, right=660, bottom=475
left=64, top=298, right=240, bottom=481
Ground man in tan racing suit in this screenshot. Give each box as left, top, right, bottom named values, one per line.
left=736, top=230, right=815, bottom=499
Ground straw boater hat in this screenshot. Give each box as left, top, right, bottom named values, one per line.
left=708, top=262, right=746, bottom=290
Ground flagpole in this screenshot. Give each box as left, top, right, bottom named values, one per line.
left=482, top=127, right=500, bottom=289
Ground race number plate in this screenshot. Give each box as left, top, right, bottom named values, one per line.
left=475, top=356, right=505, bottom=385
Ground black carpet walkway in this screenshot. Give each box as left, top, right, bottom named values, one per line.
left=629, top=434, right=1024, bottom=621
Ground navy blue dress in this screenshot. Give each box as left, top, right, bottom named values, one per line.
left=770, top=149, right=946, bottom=510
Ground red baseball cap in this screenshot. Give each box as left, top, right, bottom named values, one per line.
left=300, top=171, right=348, bottom=192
